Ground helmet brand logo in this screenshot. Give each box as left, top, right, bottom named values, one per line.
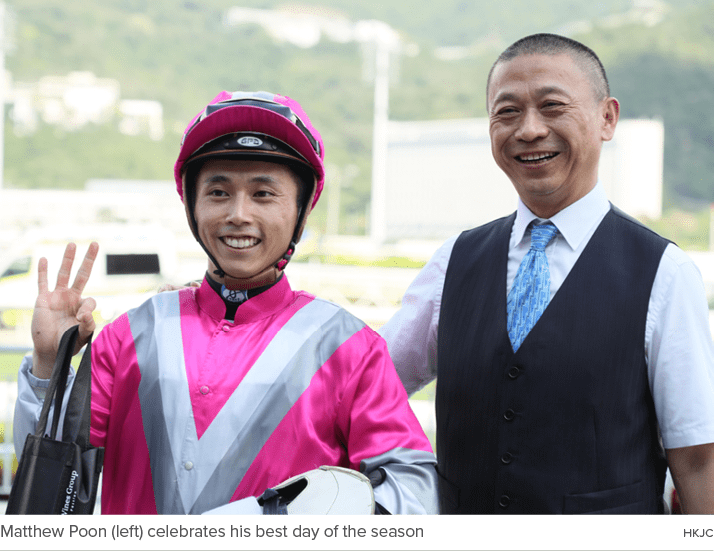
left=238, top=136, right=263, bottom=147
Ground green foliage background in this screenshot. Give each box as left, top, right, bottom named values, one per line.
left=4, top=0, right=714, bottom=235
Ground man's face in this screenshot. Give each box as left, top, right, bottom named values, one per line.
left=194, top=159, right=299, bottom=282
left=487, top=53, right=619, bottom=218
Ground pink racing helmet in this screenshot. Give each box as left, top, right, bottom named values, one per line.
left=175, top=91, right=325, bottom=208
left=175, top=91, right=326, bottom=289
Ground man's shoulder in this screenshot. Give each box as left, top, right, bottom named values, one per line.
left=449, top=212, right=516, bottom=262
left=460, top=212, right=517, bottom=237
left=609, top=205, right=668, bottom=239
left=454, top=212, right=516, bottom=248
left=607, top=205, right=672, bottom=251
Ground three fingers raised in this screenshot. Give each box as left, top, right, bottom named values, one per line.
left=37, top=242, right=99, bottom=296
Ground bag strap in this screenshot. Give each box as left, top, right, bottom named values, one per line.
left=62, top=335, right=93, bottom=448
left=34, top=326, right=83, bottom=440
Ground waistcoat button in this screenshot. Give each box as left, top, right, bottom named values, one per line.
left=499, top=495, right=511, bottom=508
left=501, top=452, right=514, bottom=464
left=503, top=409, right=516, bottom=421
left=507, top=366, right=521, bottom=379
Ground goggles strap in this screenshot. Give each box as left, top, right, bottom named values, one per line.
left=185, top=98, right=320, bottom=158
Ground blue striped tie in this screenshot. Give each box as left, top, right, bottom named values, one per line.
left=507, top=222, right=558, bottom=352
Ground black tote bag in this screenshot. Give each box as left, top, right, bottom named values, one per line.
left=6, top=325, right=104, bottom=514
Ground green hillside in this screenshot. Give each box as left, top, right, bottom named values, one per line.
left=4, top=0, right=714, bottom=235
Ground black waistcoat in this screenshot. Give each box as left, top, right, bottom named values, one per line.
left=436, top=207, right=669, bottom=514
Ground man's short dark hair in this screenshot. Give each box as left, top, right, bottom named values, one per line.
left=487, top=33, right=610, bottom=102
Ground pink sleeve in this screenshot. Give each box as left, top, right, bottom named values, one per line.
left=336, top=328, right=433, bottom=465
left=335, top=328, right=438, bottom=514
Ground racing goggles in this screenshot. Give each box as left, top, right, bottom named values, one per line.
left=185, top=92, right=322, bottom=158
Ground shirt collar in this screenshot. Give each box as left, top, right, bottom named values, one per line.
left=512, top=182, right=610, bottom=250
left=196, top=272, right=294, bottom=323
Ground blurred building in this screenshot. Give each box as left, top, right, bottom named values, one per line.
left=11, top=72, right=120, bottom=134
left=118, top=99, right=164, bottom=141
left=224, top=6, right=354, bottom=48
left=9, top=71, right=164, bottom=140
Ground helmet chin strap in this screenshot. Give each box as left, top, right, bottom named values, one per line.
left=218, top=239, right=297, bottom=291
left=183, top=176, right=315, bottom=291
left=221, top=264, right=284, bottom=291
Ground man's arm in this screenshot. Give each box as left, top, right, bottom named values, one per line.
left=666, top=443, right=714, bottom=514
left=646, top=245, right=714, bottom=514
left=380, top=236, right=456, bottom=396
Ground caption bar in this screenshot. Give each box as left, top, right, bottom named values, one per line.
left=1, top=523, right=424, bottom=541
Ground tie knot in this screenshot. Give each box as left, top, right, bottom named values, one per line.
left=529, top=223, right=558, bottom=252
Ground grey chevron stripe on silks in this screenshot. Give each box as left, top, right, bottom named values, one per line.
left=128, top=292, right=364, bottom=514
left=361, top=447, right=439, bottom=514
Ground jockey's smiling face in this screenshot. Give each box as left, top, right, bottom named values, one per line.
left=194, top=159, right=300, bottom=283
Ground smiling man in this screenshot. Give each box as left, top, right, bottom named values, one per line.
left=487, top=51, right=618, bottom=218
left=14, top=91, right=438, bottom=515
left=380, top=34, right=714, bottom=514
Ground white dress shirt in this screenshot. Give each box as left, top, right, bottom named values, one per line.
left=380, top=183, right=714, bottom=450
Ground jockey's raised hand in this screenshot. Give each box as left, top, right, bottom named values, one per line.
left=30, top=242, right=98, bottom=379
